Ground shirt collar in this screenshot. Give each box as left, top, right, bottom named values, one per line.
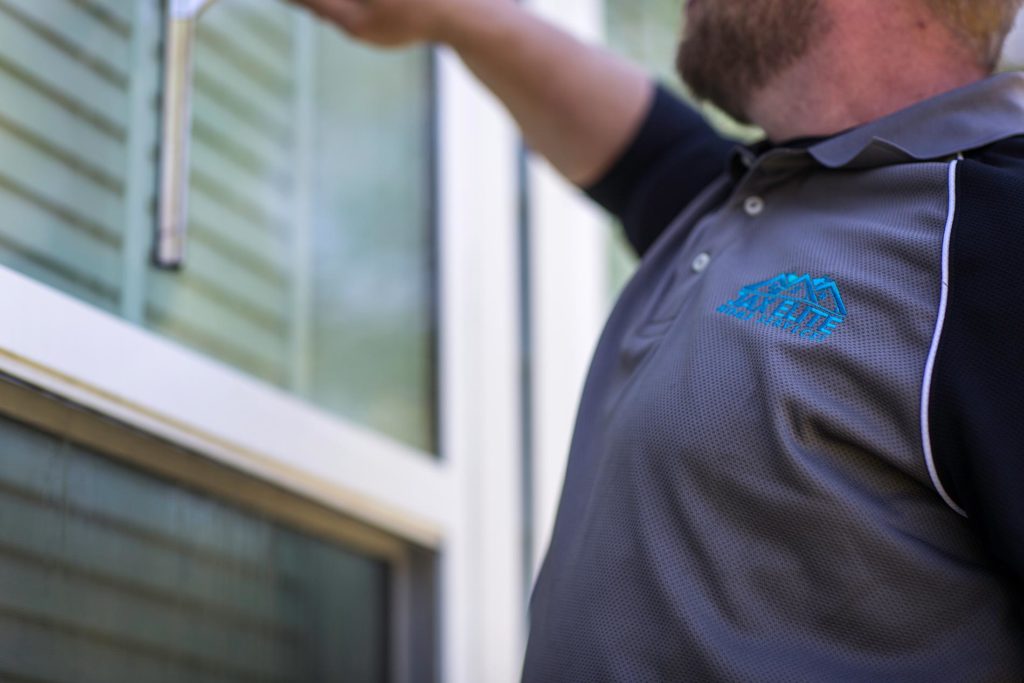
left=731, top=71, right=1024, bottom=174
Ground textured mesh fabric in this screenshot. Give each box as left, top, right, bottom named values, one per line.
left=523, top=157, right=1024, bottom=681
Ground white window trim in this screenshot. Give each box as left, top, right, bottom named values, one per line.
left=0, top=265, right=453, bottom=546
left=523, top=0, right=613, bottom=585
left=435, top=48, right=526, bottom=683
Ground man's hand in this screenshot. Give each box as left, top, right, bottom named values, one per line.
left=289, top=0, right=653, bottom=187
left=289, top=0, right=483, bottom=47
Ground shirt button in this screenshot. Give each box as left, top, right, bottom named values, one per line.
left=691, top=252, right=712, bottom=273
left=744, top=196, right=765, bottom=216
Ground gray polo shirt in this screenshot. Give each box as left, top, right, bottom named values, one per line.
left=523, top=73, right=1024, bottom=681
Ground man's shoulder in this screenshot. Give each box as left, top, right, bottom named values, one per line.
left=963, top=135, right=1024, bottom=180
left=929, top=134, right=1024, bottom=584
left=956, top=136, right=1024, bottom=238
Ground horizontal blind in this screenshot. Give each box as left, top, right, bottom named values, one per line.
left=0, top=0, right=156, bottom=312
left=0, top=412, right=389, bottom=683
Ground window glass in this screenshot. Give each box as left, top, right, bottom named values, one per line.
left=0, top=0, right=437, bottom=453
left=147, top=0, right=297, bottom=387
left=0, top=411, right=389, bottom=682
left=0, top=0, right=158, bottom=312
left=305, top=26, right=436, bottom=453
left=146, top=0, right=436, bottom=453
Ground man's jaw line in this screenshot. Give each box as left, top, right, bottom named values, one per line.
left=744, top=15, right=987, bottom=141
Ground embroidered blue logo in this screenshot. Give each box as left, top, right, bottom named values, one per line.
left=717, top=273, right=848, bottom=342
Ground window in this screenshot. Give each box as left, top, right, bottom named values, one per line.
left=0, top=0, right=436, bottom=452
left=154, top=0, right=438, bottom=452
left=0, top=386, right=401, bottom=682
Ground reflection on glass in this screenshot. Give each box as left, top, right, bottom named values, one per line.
left=145, top=0, right=436, bottom=452
left=0, top=0, right=159, bottom=312
left=0, top=412, right=389, bottom=682
left=146, top=0, right=298, bottom=386
left=307, top=24, right=435, bottom=454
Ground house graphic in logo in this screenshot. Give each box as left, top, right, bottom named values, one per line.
left=716, top=273, right=848, bottom=342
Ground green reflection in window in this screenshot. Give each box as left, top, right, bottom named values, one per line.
left=306, top=26, right=435, bottom=454
left=145, top=0, right=436, bottom=453
left=0, top=0, right=437, bottom=453
left=0, top=412, right=389, bottom=682
left=0, top=0, right=159, bottom=312
left=147, top=0, right=298, bottom=388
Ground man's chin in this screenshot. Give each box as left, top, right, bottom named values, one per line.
left=675, top=0, right=825, bottom=127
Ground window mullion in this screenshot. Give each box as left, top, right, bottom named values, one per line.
left=288, top=12, right=316, bottom=392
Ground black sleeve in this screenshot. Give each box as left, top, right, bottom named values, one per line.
left=929, top=137, right=1024, bottom=602
left=584, top=84, right=734, bottom=258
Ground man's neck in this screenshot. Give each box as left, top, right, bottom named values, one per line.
left=747, top=1, right=989, bottom=142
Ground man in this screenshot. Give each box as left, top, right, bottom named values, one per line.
left=295, top=0, right=1024, bottom=678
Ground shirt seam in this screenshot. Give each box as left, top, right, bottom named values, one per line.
left=920, top=159, right=968, bottom=517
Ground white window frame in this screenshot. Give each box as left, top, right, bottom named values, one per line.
left=522, top=0, right=615, bottom=586
left=0, top=5, right=531, bottom=682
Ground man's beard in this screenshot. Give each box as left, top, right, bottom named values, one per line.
left=676, top=0, right=826, bottom=124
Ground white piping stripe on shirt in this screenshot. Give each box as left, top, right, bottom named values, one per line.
left=920, top=159, right=968, bottom=518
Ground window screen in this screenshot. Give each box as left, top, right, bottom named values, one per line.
left=0, top=411, right=389, bottom=682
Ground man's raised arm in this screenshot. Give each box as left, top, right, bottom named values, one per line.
left=290, top=0, right=653, bottom=186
